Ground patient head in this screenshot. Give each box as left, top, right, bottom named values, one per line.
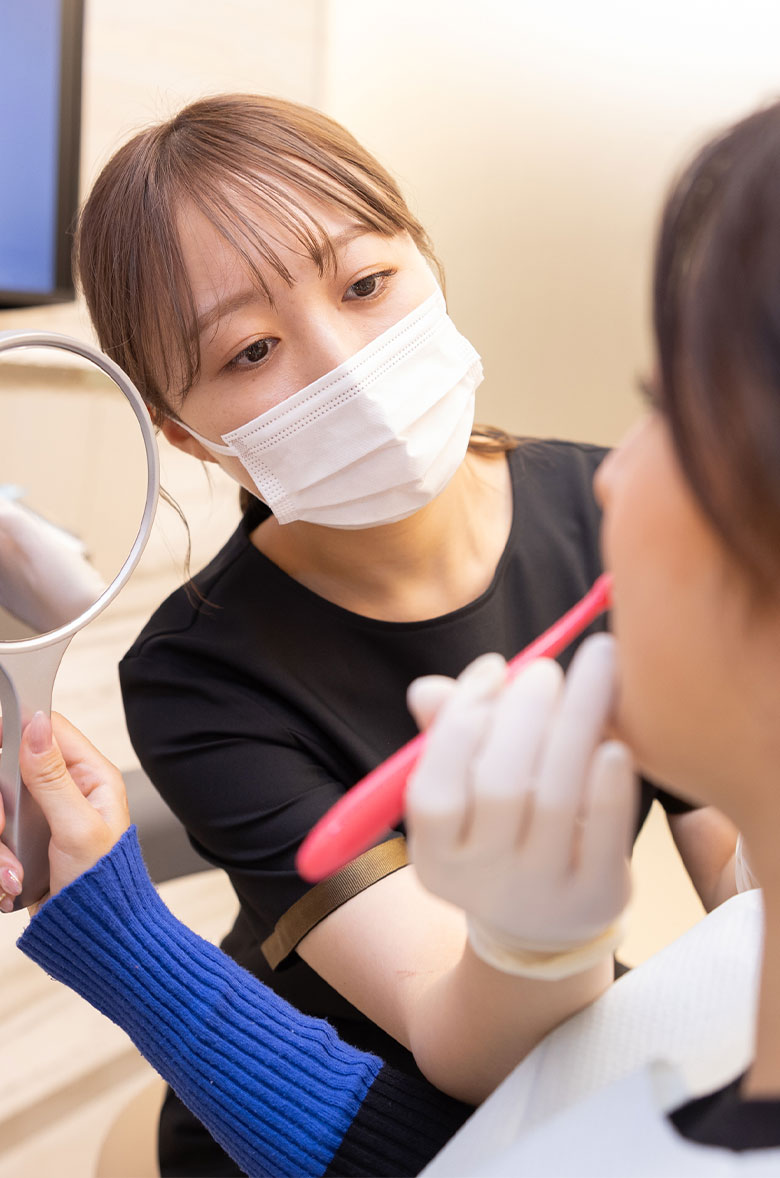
left=595, top=102, right=780, bottom=821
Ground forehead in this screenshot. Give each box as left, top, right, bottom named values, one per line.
left=157, top=181, right=412, bottom=400
left=176, top=190, right=377, bottom=300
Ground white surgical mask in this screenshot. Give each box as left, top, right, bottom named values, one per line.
left=178, top=289, right=482, bottom=528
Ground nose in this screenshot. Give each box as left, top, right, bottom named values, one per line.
left=293, top=319, right=369, bottom=388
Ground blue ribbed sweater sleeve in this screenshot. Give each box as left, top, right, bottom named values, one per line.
left=17, top=827, right=383, bottom=1178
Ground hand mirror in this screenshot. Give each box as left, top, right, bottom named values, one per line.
left=0, top=330, right=159, bottom=908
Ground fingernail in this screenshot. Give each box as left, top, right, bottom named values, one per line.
left=0, top=893, right=14, bottom=914
left=28, top=711, right=53, bottom=754
left=0, top=867, right=21, bottom=896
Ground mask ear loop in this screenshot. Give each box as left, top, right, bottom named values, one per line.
left=174, top=417, right=235, bottom=457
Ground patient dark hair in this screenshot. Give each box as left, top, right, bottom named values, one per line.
left=653, top=101, right=780, bottom=595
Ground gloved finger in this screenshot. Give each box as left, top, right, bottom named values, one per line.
left=406, top=654, right=505, bottom=858
left=534, top=633, right=618, bottom=811
left=577, top=740, right=637, bottom=922
left=466, top=658, right=563, bottom=854
left=407, top=675, right=458, bottom=732
left=526, top=634, right=618, bottom=878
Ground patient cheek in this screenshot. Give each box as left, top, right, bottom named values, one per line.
left=610, top=640, right=668, bottom=776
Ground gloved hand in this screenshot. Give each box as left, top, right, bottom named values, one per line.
left=405, top=634, right=637, bottom=978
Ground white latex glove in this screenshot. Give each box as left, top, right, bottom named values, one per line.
left=405, top=634, right=637, bottom=977
left=0, top=499, right=106, bottom=633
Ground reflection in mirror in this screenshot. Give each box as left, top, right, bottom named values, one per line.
left=0, top=346, right=149, bottom=641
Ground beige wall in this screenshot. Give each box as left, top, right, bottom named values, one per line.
left=323, top=0, right=780, bottom=445
left=8, top=0, right=780, bottom=439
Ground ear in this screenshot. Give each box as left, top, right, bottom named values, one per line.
left=160, top=418, right=218, bottom=464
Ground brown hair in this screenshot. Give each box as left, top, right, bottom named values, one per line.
left=75, top=93, right=442, bottom=418
left=653, top=101, right=780, bottom=596
left=75, top=92, right=516, bottom=483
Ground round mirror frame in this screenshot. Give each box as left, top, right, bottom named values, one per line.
left=0, top=329, right=160, bottom=648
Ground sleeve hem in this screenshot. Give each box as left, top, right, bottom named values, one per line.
left=262, top=836, right=408, bottom=969
left=324, top=1064, right=473, bottom=1177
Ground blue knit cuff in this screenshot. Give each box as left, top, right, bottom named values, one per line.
left=18, top=827, right=382, bottom=1178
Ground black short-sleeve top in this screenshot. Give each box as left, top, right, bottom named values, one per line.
left=120, top=439, right=692, bottom=1067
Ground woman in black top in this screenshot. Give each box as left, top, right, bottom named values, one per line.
left=72, top=94, right=738, bottom=1174
left=3, top=95, right=780, bottom=1173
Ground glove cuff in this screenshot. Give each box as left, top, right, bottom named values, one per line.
left=466, top=913, right=628, bottom=980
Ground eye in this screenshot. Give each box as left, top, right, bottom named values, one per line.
left=226, top=337, right=276, bottom=371
left=344, top=269, right=395, bottom=301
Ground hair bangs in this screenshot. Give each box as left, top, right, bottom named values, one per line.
left=148, top=140, right=424, bottom=405
left=76, top=94, right=443, bottom=422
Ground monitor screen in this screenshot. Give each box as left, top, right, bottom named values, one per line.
left=0, top=0, right=84, bottom=308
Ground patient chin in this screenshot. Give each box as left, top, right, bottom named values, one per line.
left=626, top=736, right=703, bottom=810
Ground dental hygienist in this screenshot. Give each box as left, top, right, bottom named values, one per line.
left=73, top=94, right=739, bottom=1175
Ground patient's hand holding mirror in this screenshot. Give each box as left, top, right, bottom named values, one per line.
left=0, top=332, right=159, bottom=908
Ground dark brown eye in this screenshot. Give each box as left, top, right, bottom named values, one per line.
left=225, top=337, right=276, bottom=373
left=241, top=339, right=270, bottom=364
left=350, top=275, right=380, bottom=298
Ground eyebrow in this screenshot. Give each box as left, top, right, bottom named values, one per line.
left=195, top=223, right=378, bottom=339
left=197, top=288, right=263, bottom=338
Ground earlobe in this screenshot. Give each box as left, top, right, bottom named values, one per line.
left=160, top=418, right=218, bottom=463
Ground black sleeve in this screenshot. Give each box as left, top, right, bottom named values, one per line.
left=326, top=1067, right=473, bottom=1176
left=654, top=786, right=696, bottom=815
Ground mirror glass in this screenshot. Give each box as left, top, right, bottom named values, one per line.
left=0, top=344, right=150, bottom=641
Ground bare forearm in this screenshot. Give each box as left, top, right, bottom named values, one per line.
left=407, top=941, right=614, bottom=1104
left=300, top=870, right=615, bottom=1105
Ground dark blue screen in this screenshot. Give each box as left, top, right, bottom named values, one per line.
left=0, top=0, right=62, bottom=294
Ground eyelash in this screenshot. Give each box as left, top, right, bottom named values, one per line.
left=225, top=337, right=276, bottom=372
left=344, top=268, right=396, bottom=300
left=224, top=269, right=397, bottom=373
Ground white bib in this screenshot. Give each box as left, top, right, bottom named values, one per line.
left=424, top=891, right=769, bottom=1176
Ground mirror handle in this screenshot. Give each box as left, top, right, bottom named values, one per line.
left=0, top=638, right=70, bottom=909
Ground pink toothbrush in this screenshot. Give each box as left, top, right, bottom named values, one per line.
left=297, top=572, right=613, bottom=882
